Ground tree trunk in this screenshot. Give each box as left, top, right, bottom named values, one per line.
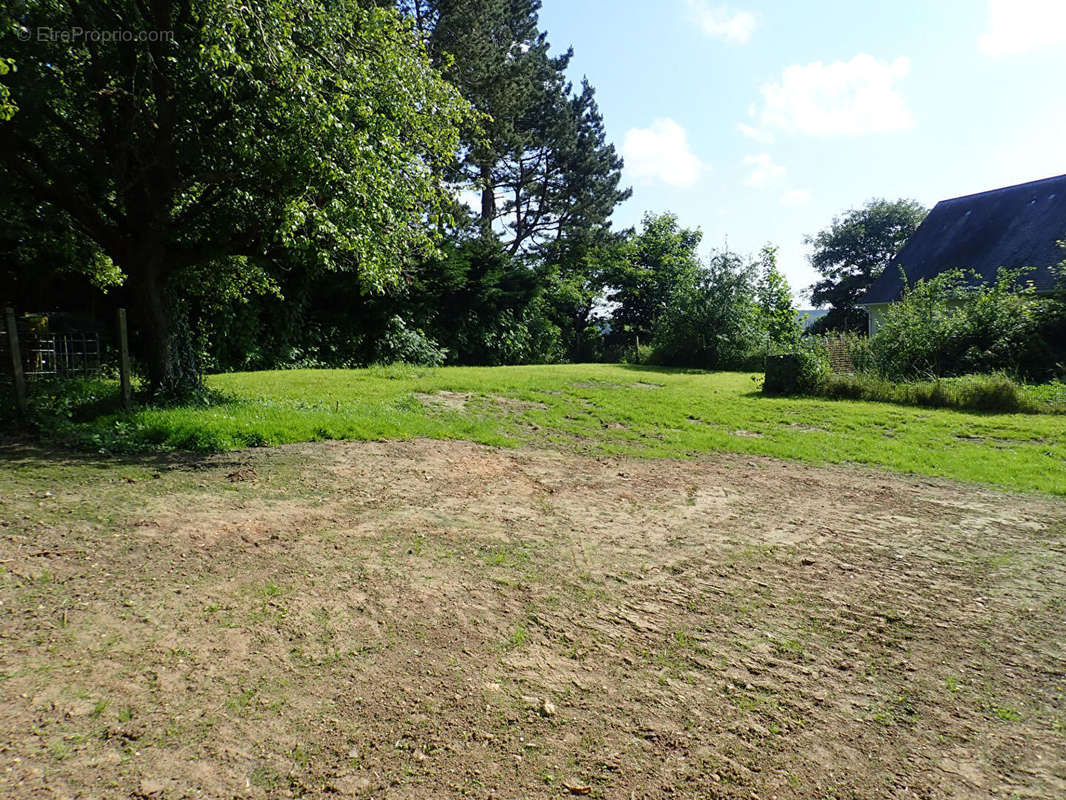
left=572, top=304, right=591, bottom=362
left=479, top=162, right=495, bottom=239
left=128, top=252, right=203, bottom=403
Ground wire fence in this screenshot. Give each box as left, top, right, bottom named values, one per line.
left=1, top=319, right=106, bottom=382
left=3, top=308, right=132, bottom=417
left=21, top=331, right=103, bottom=378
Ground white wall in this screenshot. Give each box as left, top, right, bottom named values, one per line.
left=865, top=303, right=891, bottom=337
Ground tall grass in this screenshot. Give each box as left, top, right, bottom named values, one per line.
left=818, top=373, right=1066, bottom=414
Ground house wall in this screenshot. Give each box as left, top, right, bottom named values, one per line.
left=865, top=303, right=891, bottom=337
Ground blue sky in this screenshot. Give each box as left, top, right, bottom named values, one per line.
left=536, top=0, right=1066, bottom=303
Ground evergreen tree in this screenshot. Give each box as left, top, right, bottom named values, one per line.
left=411, top=0, right=628, bottom=253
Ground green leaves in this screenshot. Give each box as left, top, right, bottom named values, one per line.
left=806, top=198, right=927, bottom=332
left=0, top=57, right=15, bottom=121
left=755, top=245, right=800, bottom=350
left=2, top=0, right=474, bottom=391
left=869, top=267, right=1065, bottom=381
left=605, top=212, right=704, bottom=345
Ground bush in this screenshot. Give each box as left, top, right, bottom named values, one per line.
left=816, top=372, right=1036, bottom=413
left=763, top=340, right=830, bottom=395
left=869, top=267, right=1066, bottom=381
left=650, top=250, right=768, bottom=369
left=372, top=316, right=447, bottom=367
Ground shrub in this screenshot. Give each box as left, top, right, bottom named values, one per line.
left=763, top=339, right=830, bottom=395
left=951, top=374, right=1024, bottom=413
left=869, top=267, right=1065, bottom=381
left=817, top=372, right=1032, bottom=413
left=372, top=316, right=447, bottom=367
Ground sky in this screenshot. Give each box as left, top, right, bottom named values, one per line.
left=535, top=0, right=1066, bottom=304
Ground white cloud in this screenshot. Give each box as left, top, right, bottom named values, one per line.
left=685, top=1, right=758, bottom=44
left=622, top=118, right=707, bottom=188
left=780, top=188, right=811, bottom=207
left=736, top=122, right=775, bottom=144
left=741, top=153, right=785, bottom=187
left=979, top=0, right=1066, bottom=56
left=756, top=54, right=914, bottom=136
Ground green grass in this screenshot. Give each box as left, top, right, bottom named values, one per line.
left=14, top=363, right=1066, bottom=494
left=816, top=372, right=1066, bottom=414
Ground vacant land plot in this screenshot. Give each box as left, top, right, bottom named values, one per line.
left=2, top=438, right=1063, bottom=799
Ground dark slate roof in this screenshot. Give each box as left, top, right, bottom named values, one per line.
left=861, top=173, right=1066, bottom=305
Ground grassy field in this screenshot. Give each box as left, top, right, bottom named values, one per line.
left=43, top=364, right=1066, bottom=494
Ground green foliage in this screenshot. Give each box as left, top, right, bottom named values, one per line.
left=0, top=56, right=15, bottom=121
left=538, top=230, right=628, bottom=362
left=650, top=248, right=765, bottom=370
left=815, top=372, right=1059, bottom=414
left=868, top=268, right=1066, bottom=381
left=755, top=245, right=801, bottom=350
left=807, top=198, right=927, bottom=333
left=373, top=317, right=448, bottom=367
left=605, top=212, right=703, bottom=349
left=762, top=340, right=831, bottom=395
left=3, top=378, right=119, bottom=435
left=407, top=237, right=562, bottom=365
left=2, top=0, right=473, bottom=396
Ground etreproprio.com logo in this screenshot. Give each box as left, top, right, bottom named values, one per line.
left=17, top=27, right=175, bottom=43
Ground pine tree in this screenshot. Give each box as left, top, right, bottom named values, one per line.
left=409, top=0, right=628, bottom=253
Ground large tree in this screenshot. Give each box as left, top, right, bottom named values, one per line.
left=0, top=0, right=470, bottom=398
left=806, top=198, right=927, bottom=333
left=755, top=244, right=799, bottom=350
left=604, top=212, right=703, bottom=350
left=405, top=0, right=628, bottom=254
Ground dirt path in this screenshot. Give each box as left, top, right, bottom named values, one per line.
left=1, top=439, right=1064, bottom=799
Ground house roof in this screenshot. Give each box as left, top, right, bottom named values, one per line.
left=861, top=173, right=1066, bottom=305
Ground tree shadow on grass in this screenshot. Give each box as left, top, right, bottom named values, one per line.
left=612, top=364, right=716, bottom=376
left=0, top=434, right=247, bottom=475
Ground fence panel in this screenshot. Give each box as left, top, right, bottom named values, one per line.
left=822, top=336, right=856, bottom=374
left=1, top=312, right=109, bottom=384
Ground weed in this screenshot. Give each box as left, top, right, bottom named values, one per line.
left=503, top=625, right=527, bottom=650
left=249, top=766, right=281, bottom=789
left=227, top=688, right=256, bottom=711
left=990, top=706, right=1022, bottom=722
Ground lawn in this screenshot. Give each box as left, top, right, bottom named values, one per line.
left=45, top=364, right=1066, bottom=494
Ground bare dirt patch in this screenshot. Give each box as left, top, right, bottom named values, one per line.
left=415, top=390, right=472, bottom=411
left=416, top=392, right=548, bottom=413
left=1, top=440, right=1064, bottom=799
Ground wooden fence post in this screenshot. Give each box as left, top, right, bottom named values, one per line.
left=4, top=307, right=28, bottom=417
left=117, top=308, right=132, bottom=411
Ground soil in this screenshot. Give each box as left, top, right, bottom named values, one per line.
left=1, top=439, right=1064, bottom=799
